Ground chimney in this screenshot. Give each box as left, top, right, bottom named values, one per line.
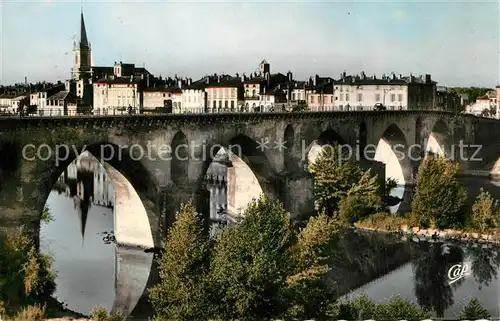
left=217, top=75, right=221, bottom=83
left=400, top=74, right=402, bottom=79
left=206, top=77, right=210, bottom=84
left=373, top=74, right=377, bottom=79
left=343, top=71, right=346, bottom=78
left=178, top=79, right=182, bottom=89
left=288, top=71, right=292, bottom=82
left=391, top=72, right=396, bottom=80
left=130, top=75, right=133, bottom=82
left=189, top=78, right=192, bottom=85
left=241, top=74, right=245, bottom=82
left=147, top=75, right=150, bottom=88
left=425, top=74, right=431, bottom=83
left=236, top=73, right=239, bottom=78
left=361, top=71, right=366, bottom=80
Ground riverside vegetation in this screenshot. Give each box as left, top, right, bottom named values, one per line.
left=0, top=145, right=496, bottom=320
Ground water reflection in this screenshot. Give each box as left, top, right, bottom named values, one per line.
left=40, top=152, right=148, bottom=317
left=343, top=234, right=500, bottom=318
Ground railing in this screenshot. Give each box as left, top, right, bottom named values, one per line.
left=0, top=106, right=464, bottom=119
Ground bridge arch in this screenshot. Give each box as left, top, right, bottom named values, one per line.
left=198, top=134, right=276, bottom=221
left=43, top=143, right=160, bottom=248
left=171, top=131, right=189, bottom=186
left=374, top=124, right=412, bottom=185
left=305, top=128, right=347, bottom=167
left=427, top=118, right=452, bottom=158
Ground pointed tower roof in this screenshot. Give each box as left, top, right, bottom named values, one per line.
left=80, top=10, right=90, bottom=49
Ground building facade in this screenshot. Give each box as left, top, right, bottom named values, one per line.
left=332, top=72, right=436, bottom=111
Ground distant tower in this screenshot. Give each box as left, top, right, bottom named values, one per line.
left=74, top=10, right=92, bottom=82
left=259, top=59, right=270, bottom=76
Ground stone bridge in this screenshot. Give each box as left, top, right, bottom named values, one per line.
left=0, top=111, right=498, bottom=248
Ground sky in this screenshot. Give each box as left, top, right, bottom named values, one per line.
left=1, top=0, right=499, bottom=87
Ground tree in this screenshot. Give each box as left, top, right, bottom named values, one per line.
left=338, top=170, right=382, bottom=225
left=149, top=202, right=210, bottom=321
left=206, top=196, right=339, bottom=320
left=309, top=144, right=382, bottom=222
left=411, top=155, right=467, bottom=228
left=459, top=298, right=491, bottom=320
left=471, top=188, right=499, bottom=232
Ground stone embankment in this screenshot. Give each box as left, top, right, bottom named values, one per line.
left=359, top=224, right=500, bottom=244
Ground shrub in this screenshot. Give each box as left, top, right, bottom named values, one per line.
left=90, top=307, right=123, bottom=321
left=7, top=304, right=46, bottom=321
left=459, top=297, right=491, bottom=320
left=411, top=155, right=467, bottom=229
left=470, top=188, right=499, bottom=232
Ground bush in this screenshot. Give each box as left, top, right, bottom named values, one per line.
left=329, top=295, right=431, bottom=321
left=459, top=297, right=491, bottom=320
left=470, top=188, right=499, bottom=232
left=6, top=304, right=46, bottom=321
left=411, top=155, right=467, bottom=229
left=90, top=307, right=124, bottom=321
left=0, top=229, right=56, bottom=311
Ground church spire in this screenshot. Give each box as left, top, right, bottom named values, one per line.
left=80, top=9, right=89, bottom=49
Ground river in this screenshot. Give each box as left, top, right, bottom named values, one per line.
left=39, top=154, right=500, bottom=320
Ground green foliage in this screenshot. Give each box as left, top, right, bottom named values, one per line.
left=0, top=229, right=56, bottom=312
left=449, top=87, right=493, bottom=104
left=411, top=155, right=468, bottom=229
left=459, top=297, right=491, bottom=320
left=40, top=206, right=54, bottom=224
left=471, top=188, right=500, bottom=232
left=149, top=202, right=210, bottom=321
left=329, top=295, right=431, bottom=321
left=338, top=170, right=382, bottom=224
left=385, top=177, right=398, bottom=195
left=310, top=145, right=382, bottom=224
left=356, top=211, right=410, bottom=231
left=5, top=304, right=46, bottom=321
left=292, top=103, right=308, bottom=112
left=151, top=196, right=340, bottom=320
left=90, top=307, right=124, bottom=321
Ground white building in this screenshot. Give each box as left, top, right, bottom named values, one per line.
left=0, top=95, right=14, bottom=113
left=206, top=76, right=243, bottom=112
left=93, top=77, right=140, bottom=115
left=182, top=78, right=207, bottom=113
left=332, top=72, right=436, bottom=111
left=466, top=97, right=492, bottom=116
left=10, top=95, right=29, bottom=114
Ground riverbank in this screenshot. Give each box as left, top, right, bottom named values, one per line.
left=355, top=215, right=500, bottom=244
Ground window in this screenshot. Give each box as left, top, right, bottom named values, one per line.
left=219, top=100, right=222, bottom=108
left=231, top=101, right=235, bottom=109
left=318, top=96, right=322, bottom=104
left=398, top=94, right=403, bottom=102
left=292, top=93, right=296, bottom=100
left=357, top=93, right=362, bottom=101
left=340, top=94, right=344, bottom=101
left=391, top=94, right=395, bottom=102
left=252, top=89, right=256, bottom=97
left=375, top=93, right=380, bottom=102
left=331, top=96, right=333, bottom=103
left=311, top=96, right=315, bottom=103
left=224, top=101, right=228, bottom=108
left=345, top=94, right=349, bottom=101
left=213, top=100, right=216, bottom=108
left=178, top=102, right=181, bottom=109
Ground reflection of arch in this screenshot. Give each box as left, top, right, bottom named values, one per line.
left=171, top=131, right=189, bottom=186
left=376, top=124, right=412, bottom=186
left=283, top=124, right=295, bottom=171
left=198, top=135, right=279, bottom=216
left=427, top=119, right=451, bottom=158
left=45, top=143, right=160, bottom=247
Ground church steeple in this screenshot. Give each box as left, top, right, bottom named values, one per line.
left=80, top=10, right=90, bottom=49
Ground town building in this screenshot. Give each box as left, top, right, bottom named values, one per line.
left=466, top=97, right=492, bottom=116
left=206, top=75, right=243, bottom=112
left=10, top=95, right=30, bottom=114
left=436, top=86, right=462, bottom=113
left=332, top=72, right=437, bottom=111
left=70, top=10, right=152, bottom=109
left=0, top=95, right=15, bottom=113
left=29, top=83, right=66, bottom=114
left=181, top=77, right=209, bottom=112
left=93, top=76, right=141, bottom=115
left=44, top=91, right=80, bottom=116
left=306, top=75, right=335, bottom=111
